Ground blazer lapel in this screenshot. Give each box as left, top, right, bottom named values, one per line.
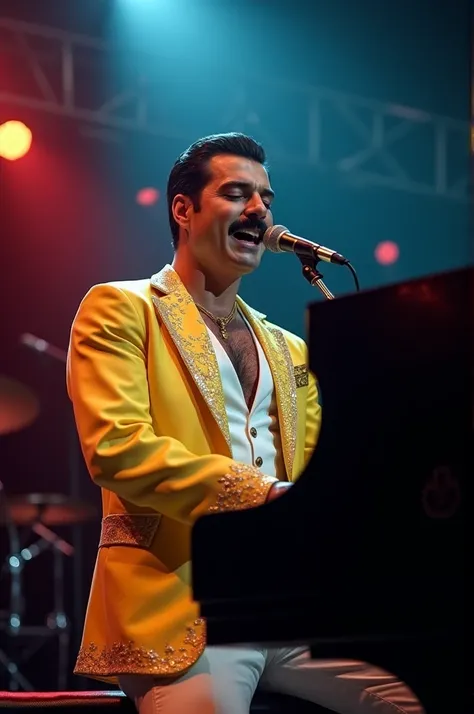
left=150, top=265, right=232, bottom=455
left=238, top=298, right=298, bottom=479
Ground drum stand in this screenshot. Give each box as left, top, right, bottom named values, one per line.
left=0, top=502, right=73, bottom=691
left=0, top=342, right=95, bottom=691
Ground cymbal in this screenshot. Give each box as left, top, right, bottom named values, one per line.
left=0, top=375, right=40, bottom=435
left=1, top=493, right=97, bottom=526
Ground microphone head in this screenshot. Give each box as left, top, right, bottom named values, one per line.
left=263, top=225, right=288, bottom=253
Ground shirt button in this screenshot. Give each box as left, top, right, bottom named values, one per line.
left=250, top=427, right=257, bottom=438
left=255, top=457, right=263, bottom=467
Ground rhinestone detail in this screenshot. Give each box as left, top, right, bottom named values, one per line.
left=99, top=514, right=161, bottom=549
left=74, top=619, right=206, bottom=677
left=247, top=320, right=298, bottom=479
left=151, top=267, right=232, bottom=453
left=209, top=463, right=275, bottom=512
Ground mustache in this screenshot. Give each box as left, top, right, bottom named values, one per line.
left=228, top=218, right=268, bottom=236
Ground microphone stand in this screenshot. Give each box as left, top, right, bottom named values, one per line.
left=298, top=254, right=335, bottom=300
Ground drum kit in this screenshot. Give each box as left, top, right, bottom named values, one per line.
left=0, top=374, right=96, bottom=691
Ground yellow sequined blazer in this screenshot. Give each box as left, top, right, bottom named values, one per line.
left=67, top=264, right=321, bottom=683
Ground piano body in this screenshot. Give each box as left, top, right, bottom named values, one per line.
left=191, top=268, right=472, bottom=714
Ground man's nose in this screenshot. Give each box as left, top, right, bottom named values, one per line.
left=244, top=193, right=267, bottom=218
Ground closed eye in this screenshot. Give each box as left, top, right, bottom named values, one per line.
left=224, top=194, right=272, bottom=209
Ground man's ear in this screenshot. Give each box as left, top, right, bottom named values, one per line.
left=172, top=194, right=194, bottom=231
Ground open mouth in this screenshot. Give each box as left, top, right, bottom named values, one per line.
left=231, top=230, right=262, bottom=245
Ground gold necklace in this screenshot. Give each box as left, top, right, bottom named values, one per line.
left=196, top=302, right=237, bottom=340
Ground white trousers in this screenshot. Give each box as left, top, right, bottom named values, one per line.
left=119, top=645, right=424, bottom=714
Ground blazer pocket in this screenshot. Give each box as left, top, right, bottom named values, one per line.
left=294, top=364, right=309, bottom=388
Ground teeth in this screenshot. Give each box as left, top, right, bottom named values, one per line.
left=235, top=230, right=259, bottom=240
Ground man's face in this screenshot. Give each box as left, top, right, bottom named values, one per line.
left=175, top=154, right=274, bottom=284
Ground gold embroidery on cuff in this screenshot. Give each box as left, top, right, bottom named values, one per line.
left=99, top=514, right=161, bottom=549
left=209, top=463, right=276, bottom=513
left=294, top=364, right=309, bottom=388
left=74, top=619, right=206, bottom=677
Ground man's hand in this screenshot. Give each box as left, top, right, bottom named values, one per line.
left=265, top=481, right=293, bottom=503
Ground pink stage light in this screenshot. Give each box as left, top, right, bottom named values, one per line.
left=375, top=240, right=400, bottom=266
left=136, top=187, right=160, bottom=206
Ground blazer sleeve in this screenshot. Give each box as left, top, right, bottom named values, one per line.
left=66, top=284, right=277, bottom=525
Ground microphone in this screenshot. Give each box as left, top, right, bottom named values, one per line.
left=20, top=333, right=67, bottom=364
left=263, top=225, right=348, bottom=266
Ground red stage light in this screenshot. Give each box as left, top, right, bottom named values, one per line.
left=375, top=240, right=400, bottom=266
left=0, top=121, right=32, bottom=160
left=136, top=187, right=160, bottom=206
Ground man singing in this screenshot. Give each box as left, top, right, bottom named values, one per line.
left=67, top=133, right=422, bottom=713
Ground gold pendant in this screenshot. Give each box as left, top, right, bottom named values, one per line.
left=217, top=320, right=229, bottom=340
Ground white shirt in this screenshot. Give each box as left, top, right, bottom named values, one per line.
left=207, top=315, right=283, bottom=478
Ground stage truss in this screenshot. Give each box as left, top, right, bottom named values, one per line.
left=0, top=18, right=470, bottom=201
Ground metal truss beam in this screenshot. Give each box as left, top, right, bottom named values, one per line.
left=0, top=17, right=469, bottom=202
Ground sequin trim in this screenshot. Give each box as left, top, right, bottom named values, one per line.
left=150, top=264, right=185, bottom=295
left=294, top=364, right=309, bottom=388
left=245, top=317, right=297, bottom=480
left=151, top=267, right=232, bottom=453
left=74, top=619, right=206, bottom=677
left=209, top=462, right=276, bottom=512
left=99, top=514, right=161, bottom=549
left=268, top=328, right=298, bottom=476
left=150, top=266, right=297, bottom=477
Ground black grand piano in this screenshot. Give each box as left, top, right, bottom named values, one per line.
left=191, top=268, right=472, bottom=714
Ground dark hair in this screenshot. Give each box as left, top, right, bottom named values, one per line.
left=167, top=132, right=267, bottom=249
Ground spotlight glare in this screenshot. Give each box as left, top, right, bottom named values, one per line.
left=0, top=121, right=32, bottom=160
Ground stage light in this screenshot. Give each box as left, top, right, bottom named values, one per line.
left=136, top=187, right=160, bottom=206
left=0, top=121, right=32, bottom=160
left=375, top=241, right=400, bottom=266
